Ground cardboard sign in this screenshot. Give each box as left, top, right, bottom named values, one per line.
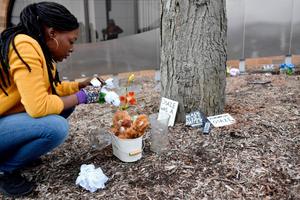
left=158, top=97, right=178, bottom=126
left=185, top=111, right=205, bottom=127
left=207, top=113, right=236, bottom=127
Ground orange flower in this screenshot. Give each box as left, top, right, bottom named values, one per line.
left=128, top=91, right=135, bottom=96
left=119, top=74, right=137, bottom=110
left=120, top=91, right=136, bottom=108
left=126, top=91, right=136, bottom=105
left=120, top=95, right=126, bottom=103
left=128, top=97, right=136, bottom=105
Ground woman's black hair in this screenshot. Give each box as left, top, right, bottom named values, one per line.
left=0, top=1, right=79, bottom=95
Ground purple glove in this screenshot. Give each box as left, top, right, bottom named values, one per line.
left=75, top=90, right=87, bottom=104
left=75, top=86, right=101, bottom=104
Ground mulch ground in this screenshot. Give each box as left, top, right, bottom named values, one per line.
left=2, top=72, right=300, bottom=200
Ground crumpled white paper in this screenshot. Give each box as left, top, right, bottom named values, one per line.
left=100, top=82, right=120, bottom=107
left=230, top=68, right=240, bottom=77
left=104, top=91, right=120, bottom=106
left=76, top=164, right=108, bottom=192
left=98, top=78, right=120, bottom=107
left=104, top=78, right=115, bottom=89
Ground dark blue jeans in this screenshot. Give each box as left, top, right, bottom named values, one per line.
left=0, top=107, right=75, bottom=173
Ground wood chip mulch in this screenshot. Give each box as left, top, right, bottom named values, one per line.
left=3, top=73, right=300, bottom=200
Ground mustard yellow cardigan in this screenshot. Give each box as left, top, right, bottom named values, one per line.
left=0, top=34, right=79, bottom=117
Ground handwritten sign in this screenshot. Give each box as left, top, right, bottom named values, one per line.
left=207, top=113, right=236, bottom=127
left=185, top=111, right=205, bottom=127
left=158, top=97, right=178, bottom=126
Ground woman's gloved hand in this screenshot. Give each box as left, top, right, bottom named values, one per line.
left=75, top=86, right=101, bottom=104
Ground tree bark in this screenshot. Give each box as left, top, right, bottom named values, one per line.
left=160, top=0, right=227, bottom=122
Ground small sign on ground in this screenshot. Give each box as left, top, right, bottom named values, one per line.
left=207, top=113, right=236, bottom=127
left=158, top=97, right=179, bottom=126
left=185, top=111, right=206, bottom=127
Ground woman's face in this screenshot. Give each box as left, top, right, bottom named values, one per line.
left=46, top=28, right=79, bottom=62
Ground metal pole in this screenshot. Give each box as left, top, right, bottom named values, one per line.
left=288, top=0, right=294, bottom=56
left=106, top=0, right=111, bottom=26
left=239, top=0, right=246, bottom=73
left=241, top=0, right=246, bottom=59
left=83, top=0, right=91, bottom=43
left=134, top=0, right=139, bottom=33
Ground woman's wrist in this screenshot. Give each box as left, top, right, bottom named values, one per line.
left=78, top=82, right=86, bottom=89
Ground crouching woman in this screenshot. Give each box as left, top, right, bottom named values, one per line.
left=0, top=2, right=101, bottom=197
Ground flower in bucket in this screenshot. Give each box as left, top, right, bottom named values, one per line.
left=119, top=74, right=136, bottom=110
left=111, top=74, right=149, bottom=139
left=119, top=91, right=136, bottom=110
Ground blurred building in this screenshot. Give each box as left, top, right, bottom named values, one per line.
left=0, top=0, right=160, bottom=79
left=0, top=0, right=159, bottom=42
left=0, top=0, right=299, bottom=78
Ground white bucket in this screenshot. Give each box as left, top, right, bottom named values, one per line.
left=111, top=134, right=143, bottom=162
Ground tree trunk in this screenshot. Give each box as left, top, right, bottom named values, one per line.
left=160, top=0, right=227, bottom=122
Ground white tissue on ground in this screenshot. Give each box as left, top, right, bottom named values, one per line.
left=76, top=164, right=108, bottom=192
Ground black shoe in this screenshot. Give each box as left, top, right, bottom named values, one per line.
left=0, top=171, right=35, bottom=197
left=25, top=158, right=43, bottom=168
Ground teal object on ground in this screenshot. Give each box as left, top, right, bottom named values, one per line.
left=280, top=63, right=295, bottom=75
